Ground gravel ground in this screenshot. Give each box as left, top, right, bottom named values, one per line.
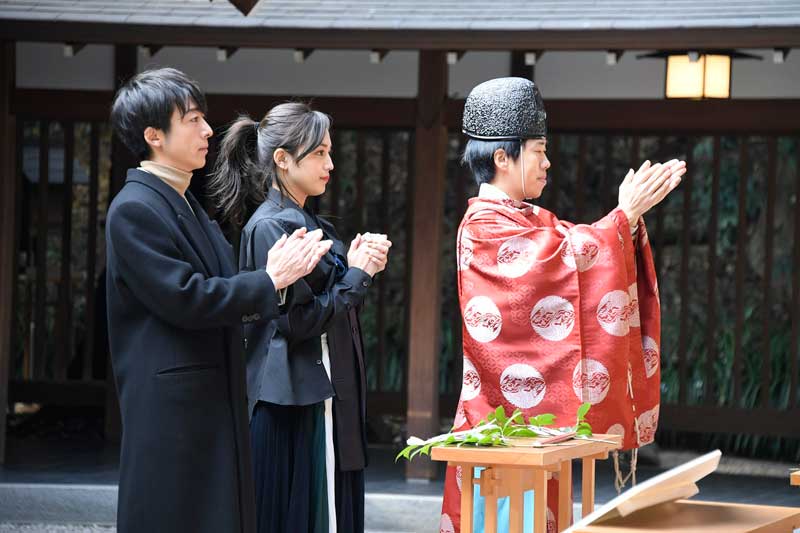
left=0, top=526, right=115, bottom=533
left=0, top=527, right=405, bottom=533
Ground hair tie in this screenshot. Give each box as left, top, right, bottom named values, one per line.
left=253, top=121, right=260, bottom=133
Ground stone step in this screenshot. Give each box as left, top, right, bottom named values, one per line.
left=0, top=483, right=443, bottom=532
left=0, top=483, right=589, bottom=532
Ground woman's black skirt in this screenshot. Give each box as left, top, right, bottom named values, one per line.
left=250, top=401, right=364, bottom=533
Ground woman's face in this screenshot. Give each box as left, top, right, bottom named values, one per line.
left=280, top=130, right=334, bottom=204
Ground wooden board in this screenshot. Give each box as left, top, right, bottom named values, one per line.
left=568, top=450, right=721, bottom=528
left=571, top=500, right=800, bottom=533
left=431, top=435, right=621, bottom=467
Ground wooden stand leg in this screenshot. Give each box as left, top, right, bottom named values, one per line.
left=460, top=465, right=474, bottom=533
left=582, top=457, right=596, bottom=518
left=558, top=460, right=573, bottom=531
left=485, top=472, right=499, bottom=533
left=508, top=469, right=524, bottom=533
left=533, top=469, right=548, bottom=533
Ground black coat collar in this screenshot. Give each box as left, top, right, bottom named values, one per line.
left=264, top=187, right=346, bottom=257
left=126, top=168, right=223, bottom=277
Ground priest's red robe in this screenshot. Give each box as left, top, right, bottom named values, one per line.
left=439, top=187, right=661, bottom=533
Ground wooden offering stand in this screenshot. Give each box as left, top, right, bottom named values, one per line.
left=431, top=435, right=622, bottom=533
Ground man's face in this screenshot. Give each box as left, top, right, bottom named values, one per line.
left=147, top=99, right=213, bottom=172
left=513, top=138, right=550, bottom=199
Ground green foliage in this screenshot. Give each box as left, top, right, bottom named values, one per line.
left=396, top=403, right=593, bottom=462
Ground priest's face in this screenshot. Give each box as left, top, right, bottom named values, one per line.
left=509, top=138, right=550, bottom=199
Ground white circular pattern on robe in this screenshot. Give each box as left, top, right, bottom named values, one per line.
left=453, top=402, right=467, bottom=429
left=547, top=508, right=556, bottom=533
left=464, top=296, right=503, bottom=343
left=572, top=359, right=611, bottom=405
left=607, top=423, right=625, bottom=438
left=642, top=336, right=660, bottom=378
left=628, top=283, right=640, bottom=328
left=439, top=513, right=455, bottom=533
left=497, top=236, right=538, bottom=278
left=530, top=296, right=575, bottom=341
left=597, top=290, right=633, bottom=337
left=461, top=358, right=482, bottom=401
left=500, top=363, right=547, bottom=408
left=456, top=465, right=463, bottom=492
left=453, top=400, right=467, bottom=429
left=457, top=230, right=474, bottom=271
left=561, top=233, right=600, bottom=272
left=636, top=405, right=659, bottom=446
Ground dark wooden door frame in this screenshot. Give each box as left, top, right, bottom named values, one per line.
left=0, top=41, right=17, bottom=464
left=4, top=86, right=799, bottom=460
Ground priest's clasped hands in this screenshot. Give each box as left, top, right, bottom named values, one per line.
left=618, top=159, right=686, bottom=227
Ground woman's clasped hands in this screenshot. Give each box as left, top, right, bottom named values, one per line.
left=348, top=232, right=392, bottom=277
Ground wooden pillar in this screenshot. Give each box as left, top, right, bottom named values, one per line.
left=405, top=50, right=448, bottom=480
left=110, top=45, right=138, bottom=196
left=0, top=41, right=17, bottom=463
left=510, top=51, right=535, bottom=81
left=105, top=44, right=137, bottom=442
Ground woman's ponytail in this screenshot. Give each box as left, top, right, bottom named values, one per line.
left=208, top=114, right=266, bottom=226
left=210, top=103, right=332, bottom=226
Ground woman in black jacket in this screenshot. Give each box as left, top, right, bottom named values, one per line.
left=208, top=102, right=391, bottom=533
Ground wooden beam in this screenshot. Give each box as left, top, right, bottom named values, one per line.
left=677, top=138, right=693, bottom=406
left=405, top=50, right=448, bottom=480
left=733, top=138, right=749, bottom=406
left=658, top=405, right=800, bottom=439
left=761, top=137, right=777, bottom=408
left=704, top=136, right=721, bottom=405
left=12, top=89, right=418, bottom=127
left=33, top=120, right=48, bottom=379
left=12, top=90, right=800, bottom=134
left=83, top=123, right=100, bottom=380
left=1, top=22, right=798, bottom=51
left=0, top=41, right=17, bottom=464
left=55, top=121, right=74, bottom=380
left=447, top=99, right=800, bottom=134
left=791, top=137, right=800, bottom=409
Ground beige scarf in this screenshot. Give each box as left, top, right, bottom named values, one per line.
left=139, top=160, right=195, bottom=214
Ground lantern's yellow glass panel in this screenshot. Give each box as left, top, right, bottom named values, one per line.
left=666, top=55, right=705, bottom=98
left=704, top=55, right=731, bottom=98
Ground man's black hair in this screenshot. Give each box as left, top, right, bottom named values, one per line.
left=461, top=138, right=522, bottom=186
left=110, top=67, right=207, bottom=161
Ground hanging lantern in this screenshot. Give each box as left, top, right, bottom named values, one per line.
left=637, top=50, right=761, bottom=100
left=665, top=54, right=731, bottom=99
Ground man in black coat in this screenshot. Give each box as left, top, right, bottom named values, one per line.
left=106, top=68, right=331, bottom=533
